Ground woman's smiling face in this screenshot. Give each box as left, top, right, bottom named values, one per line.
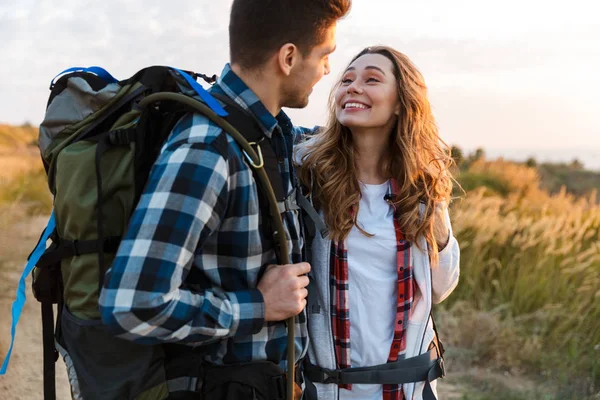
left=335, top=53, right=401, bottom=131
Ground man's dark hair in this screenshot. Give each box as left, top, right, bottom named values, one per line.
left=229, top=0, right=351, bottom=70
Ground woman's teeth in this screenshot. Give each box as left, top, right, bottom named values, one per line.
left=344, top=102, right=369, bottom=109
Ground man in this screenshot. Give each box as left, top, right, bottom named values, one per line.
left=99, top=0, right=351, bottom=398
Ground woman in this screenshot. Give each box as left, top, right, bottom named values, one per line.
left=296, top=46, right=460, bottom=400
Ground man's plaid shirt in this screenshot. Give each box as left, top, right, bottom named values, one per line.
left=99, top=63, right=310, bottom=368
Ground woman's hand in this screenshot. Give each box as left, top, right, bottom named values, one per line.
left=433, top=204, right=450, bottom=251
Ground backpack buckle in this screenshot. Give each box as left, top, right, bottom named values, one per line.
left=243, top=142, right=264, bottom=169
left=321, top=368, right=340, bottom=384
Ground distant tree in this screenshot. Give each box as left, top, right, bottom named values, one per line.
left=464, top=148, right=486, bottom=168
left=569, top=158, right=584, bottom=170
left=473, top=147, right=485, bottom=161
left=525, top=157, right=537, bottom=168
left=450, top=145, right=464, bottom=167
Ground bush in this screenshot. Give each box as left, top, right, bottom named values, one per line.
left=456, top=172, right=511, bottom=197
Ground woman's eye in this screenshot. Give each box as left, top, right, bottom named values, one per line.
left=341, top=78, right=353, bottom=84
left=367, top=77, right=380, bottom=83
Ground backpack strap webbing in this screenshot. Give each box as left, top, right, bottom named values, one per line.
left=35, top=237, right=121, bottom=269
left=304, top=349, right=444, bottom=399
left=31, top=230, right=63, bottom=400
left=296, top=192, right=328, bottom=239
left=41, top=302, right=57, bottom=400
left=296, top=167, right=328, bottom=245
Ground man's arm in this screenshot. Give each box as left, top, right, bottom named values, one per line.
left=99, top=115, right=264, bottom=345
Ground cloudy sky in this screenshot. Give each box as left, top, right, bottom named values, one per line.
left=2, top=0, right=598, bottom=165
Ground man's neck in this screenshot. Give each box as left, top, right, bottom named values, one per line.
left=230, top=63, right=281, bottom=117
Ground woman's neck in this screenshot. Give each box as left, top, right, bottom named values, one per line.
left=352, top=128, right=390, bottom=185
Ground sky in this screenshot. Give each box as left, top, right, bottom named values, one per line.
left=1, top=0, right=598, bottom=167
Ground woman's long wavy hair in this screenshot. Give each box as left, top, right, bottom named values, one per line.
left=297, top=46, right=454, bottom=265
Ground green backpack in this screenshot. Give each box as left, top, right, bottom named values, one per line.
left=3, top=65, right=295, bottom=400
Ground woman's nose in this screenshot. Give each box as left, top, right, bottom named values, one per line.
left=346, top=81, right=362, bottom=94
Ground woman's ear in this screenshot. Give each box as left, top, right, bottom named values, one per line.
left=277, top=43, right=299, bottom=76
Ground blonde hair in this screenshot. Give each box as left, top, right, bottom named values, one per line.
left=297, top=46, right=454, bottom=265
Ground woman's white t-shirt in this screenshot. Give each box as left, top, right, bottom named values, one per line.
left=339, top=181, right=398, bottom=400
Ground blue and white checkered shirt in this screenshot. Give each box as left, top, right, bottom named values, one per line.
left=99, top=64, right=310, bottom=368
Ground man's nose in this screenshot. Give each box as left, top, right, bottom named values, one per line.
left=324, top=60, right=331, bottom=76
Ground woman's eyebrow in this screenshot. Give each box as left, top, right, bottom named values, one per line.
left=344, top=66, right=386, bottom=75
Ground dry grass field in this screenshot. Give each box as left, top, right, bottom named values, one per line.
left=0, top=124, right=598, bottom=399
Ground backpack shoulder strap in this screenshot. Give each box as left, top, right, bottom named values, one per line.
left=211, top=93, right=286, bottom=203
left=296, top=183, right=328, bottom=239
left=430, top=311, right=445, bottom=359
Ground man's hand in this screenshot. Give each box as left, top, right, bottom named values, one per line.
left=257, top=262, right=311, bottom=322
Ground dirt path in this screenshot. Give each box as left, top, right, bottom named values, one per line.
left=0, top=213, right=70, bottom=400
left=0, top=213, right=463, bottom=400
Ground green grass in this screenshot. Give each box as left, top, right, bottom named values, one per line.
left=455, top=172, right=511, bottom=197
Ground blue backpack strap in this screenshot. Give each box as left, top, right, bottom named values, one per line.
left=50, top=66, right=118, bottom=88
left=171, top=67, right=228, bottom=117
left=0, top=211, right=56, bottom=375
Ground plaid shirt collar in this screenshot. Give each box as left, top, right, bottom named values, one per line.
left=214, top=63, right=294, bottom=140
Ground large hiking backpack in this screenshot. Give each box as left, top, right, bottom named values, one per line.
left=0, top=65, right=297, bottom=400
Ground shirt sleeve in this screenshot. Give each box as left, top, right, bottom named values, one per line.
left=99, top=115, right=265, bottom=345
left=292, top=125, right=323, bottom=144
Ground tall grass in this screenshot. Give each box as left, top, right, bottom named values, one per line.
left=446, top=160, right=600, bottom=397
left=0, top=167, right=51, bottom=216
left=0, top=123, right=50, bottom=217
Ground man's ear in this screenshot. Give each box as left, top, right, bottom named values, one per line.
left=277, top=43, right=299, bottom=76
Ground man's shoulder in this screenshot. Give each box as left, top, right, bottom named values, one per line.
left=167, top=112, right=225, bottom=147
left=164, top=111, right=250, bottom=164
